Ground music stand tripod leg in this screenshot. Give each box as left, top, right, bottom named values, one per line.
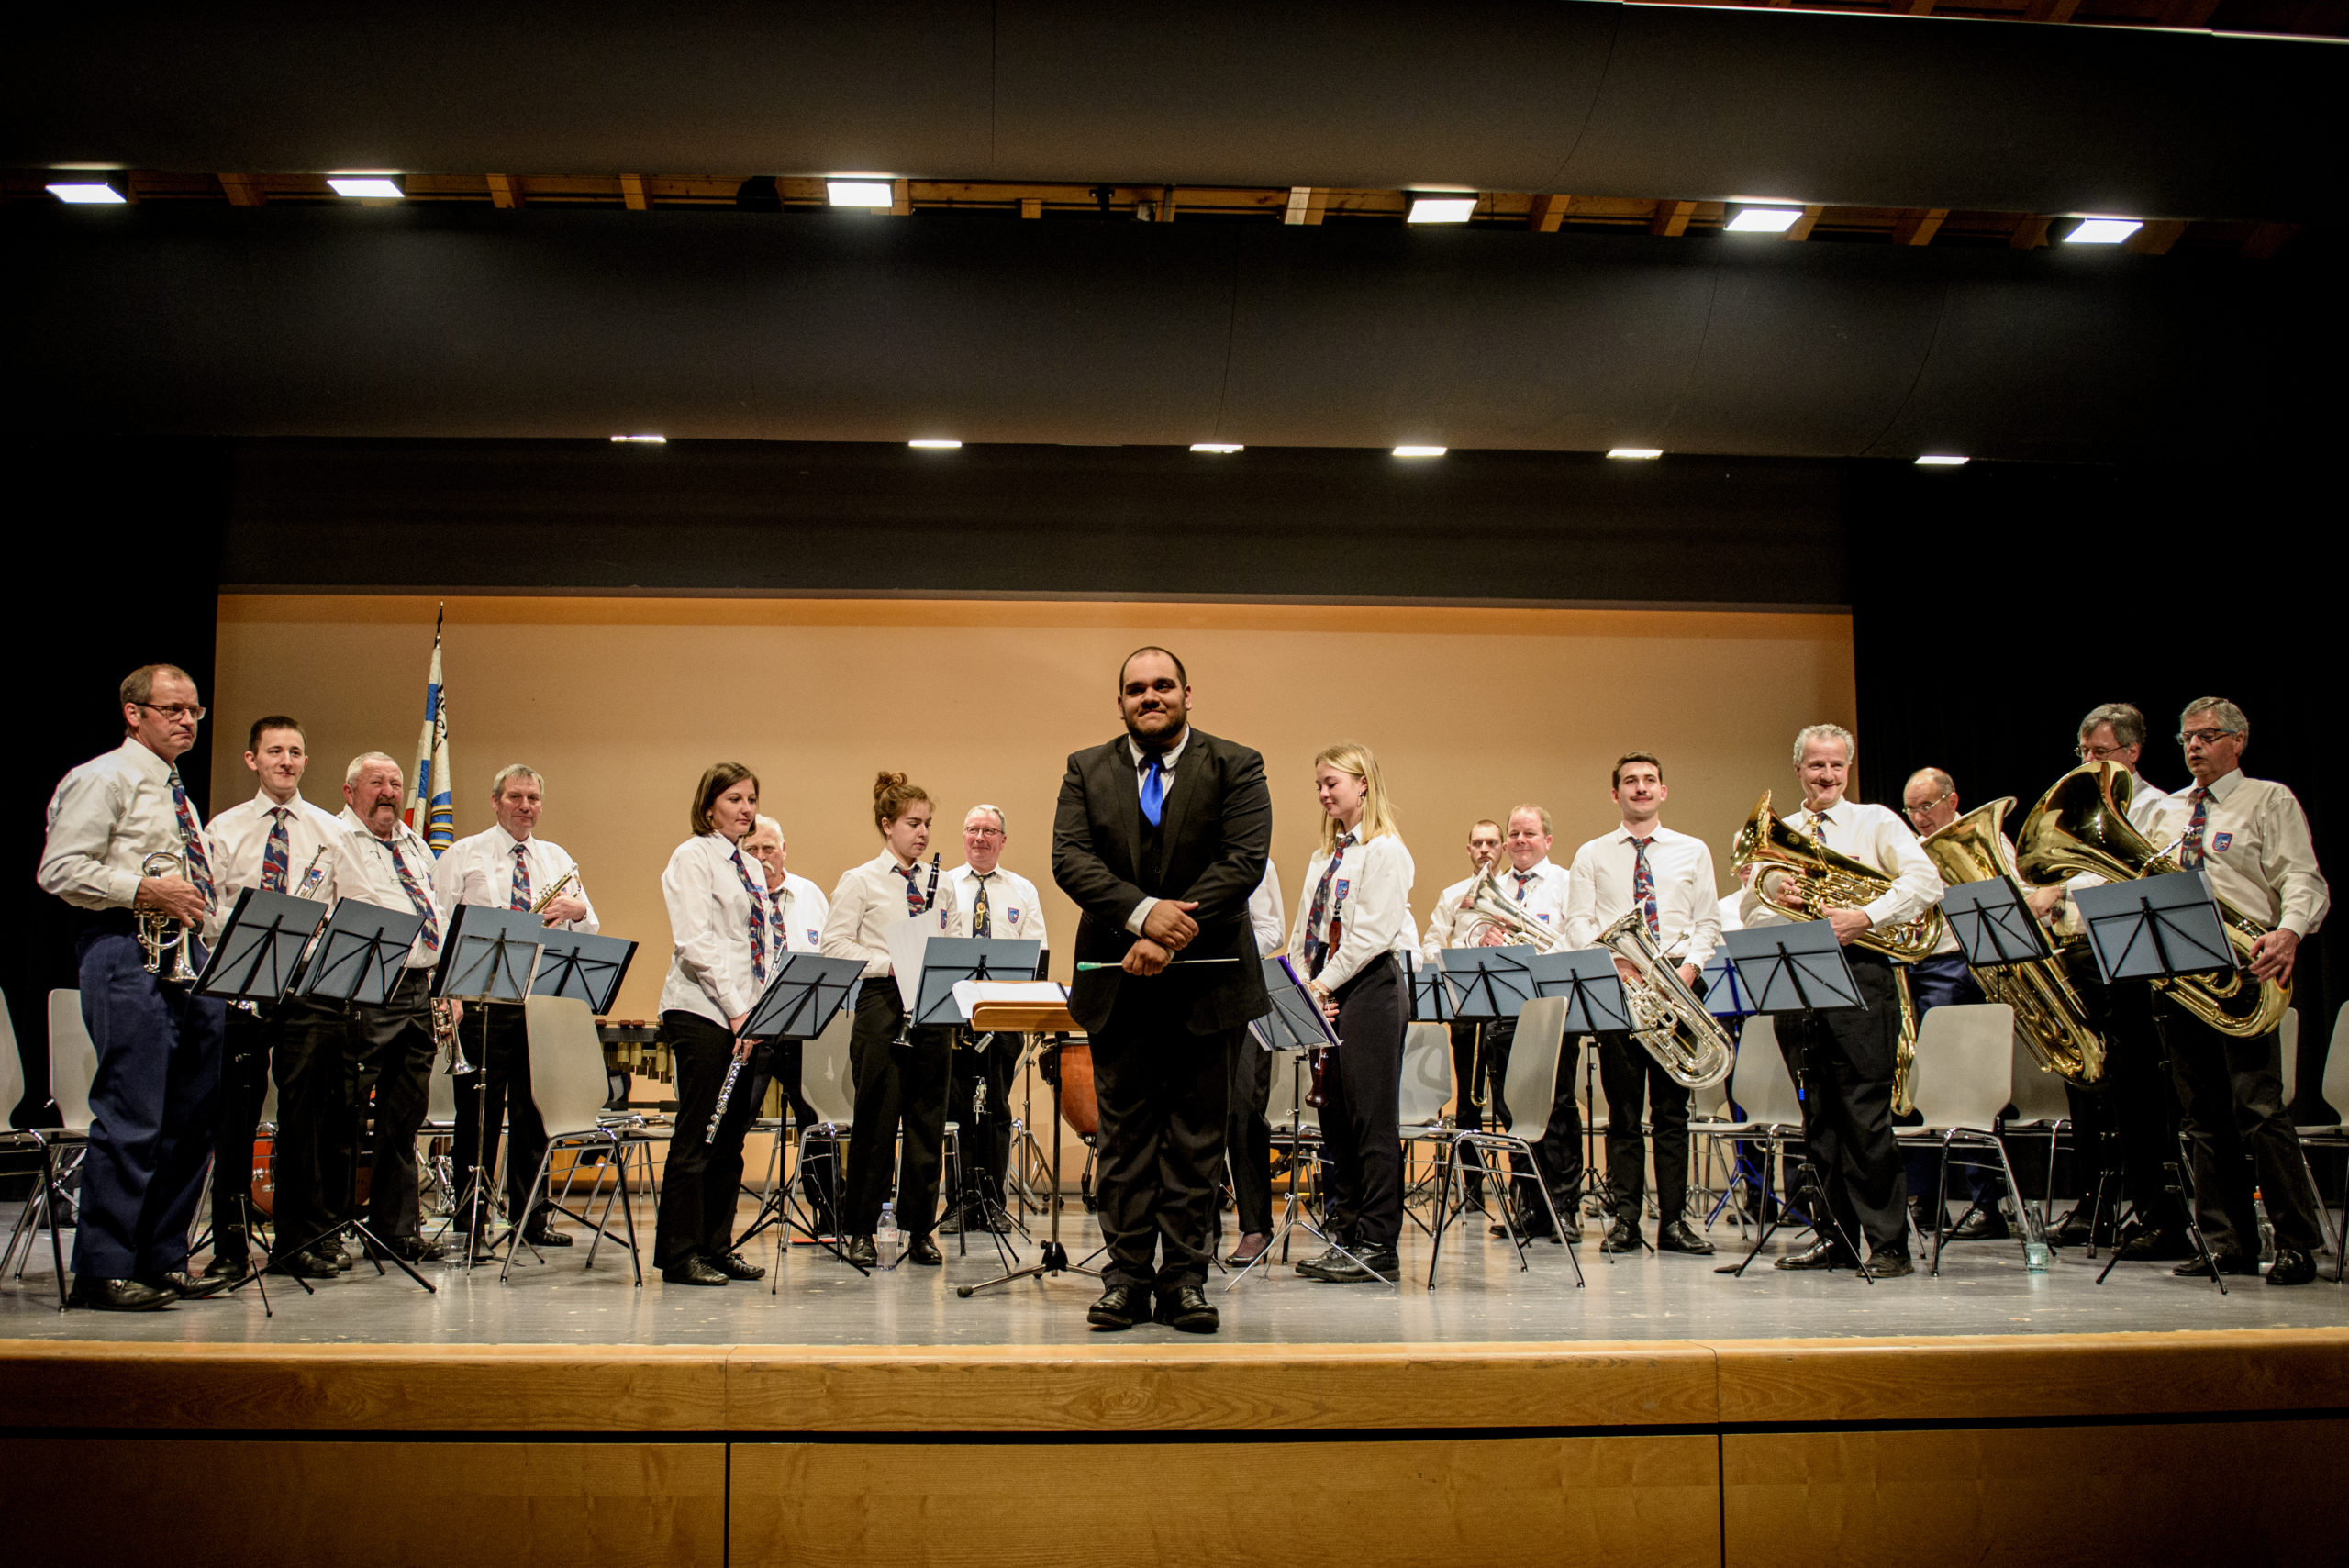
left=960, top=1034, right=1097, bottom=1298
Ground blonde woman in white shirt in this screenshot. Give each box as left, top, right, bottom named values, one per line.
left=1286, top=742, right=1415, bottom=1284
left=653, top=762, right=774, bottom=1287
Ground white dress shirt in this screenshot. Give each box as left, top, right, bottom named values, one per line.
left=39, top=738, right=207, bottom=913
left=1562, top=824, right=1723, bottom=971
left=822, top=851, right=957, bottom=978
left=1286, top=829, right=1417, bottom=992
left=1420, top=871, right=1487, bottom=962
left=331, top=807, right=450, bottom=970
left=202, top=788, right=348, bottom=945
left=2163, top=769, right=2330, bottom=938
left=1249, top=859, right=1286, bottom=958
left=944, top=862, right=1049, bottom=951
left=431, top=823, right=599, bottom=934
left=1717, top=891, right=1744, bottom=935
left=1122, top=727, right=1194, bottom=936
left=659, top=832, right=770, bottom=1026
left=765, top=870, right=831, bottom=955
left=1739, top=798, right=1943, bottom=935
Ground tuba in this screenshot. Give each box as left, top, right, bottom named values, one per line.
left=137, top=851, right=201, bottom=983
left=1595, top=912, right=1736, bottom=1091
left=1730, top=793, right=1946, bottom=962
left=2015, top=762, right=2287, bottom=1040
left=1920, top=798, right=2106, bottom=1086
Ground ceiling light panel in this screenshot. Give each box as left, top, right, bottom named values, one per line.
left=2065, top=218, right=2142, bottom=244
left=1725, top=206, right=1803, bottom=233
left=1407, top=197, right=1475, bottom=225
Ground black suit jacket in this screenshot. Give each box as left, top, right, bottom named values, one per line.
left=1051, top=727, right=1273, bottom=1037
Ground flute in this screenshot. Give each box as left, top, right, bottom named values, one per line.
left=706, top=1054, right=747, bottom=1143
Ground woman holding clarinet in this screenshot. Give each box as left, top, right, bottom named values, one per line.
left=1288, top=741, right=1417, bottom=1284
left=652, top=762, right=775, bottom=1287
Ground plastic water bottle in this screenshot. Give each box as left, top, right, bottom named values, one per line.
left=2254, top=1190, right=2276, bottom=1262
left=876, top=1202, right=902, bottom=1269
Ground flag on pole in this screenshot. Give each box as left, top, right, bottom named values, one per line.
left=407, top=606, right=456, bottom=854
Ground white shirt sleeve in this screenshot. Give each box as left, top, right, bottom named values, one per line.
left=665, top=841, right=754, bottom=1019
left=38, top=767, right=138, bottom=910
left=1862, top=811, right=1945, bottom=931
left=2263, top=789, right=2330, bottom=939
left=1561, top=849, right=1599, bottom=951
left=1684, top=841, right=1723, bottom=972
left=1249, top=863, right=1286, bottom=958
left=821, top=867, right=887, bottom=977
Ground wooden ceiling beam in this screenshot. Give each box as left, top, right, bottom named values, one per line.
left=1783, top=204, right=1825, bottom=241
left=618, top=173, right=648, bottom=210
left=486, top=173, right=521, bottom=209
left=2022, top=0, right=2083, bottom=21
left=1890, top=207, right=1948, bottom=246
left=2128, top=218, right=2188, bottom=254
left=1019, top=196, right=1043, bottom=219
left=1651, top=199, right=1696, bottom=237
left=217, top=172, right=263, bottom=206
left=2010, top=215, right=2052, bottom=248
left=2241, top=222, right=2298, bottom=259
left=892, top=177, right=912, bottom=216
left=1527, top=193, right=1572, bottom=232
left=1283, top=186, right=1328, bottom=226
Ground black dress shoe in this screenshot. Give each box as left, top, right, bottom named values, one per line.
left=1948, top=1208, right=2010, bottom=1241
left=2116, top=1227, right=2196, bottom=1262
left=1087, top=1283, right=1150, bottom=1330
left=842, top=1235, right=878, bottom=1268
left=1491, top=1205, right=1560, bottom=1242
left=1154, top=1286, right=1219, bottom=1333
left=202, top=1252, right=249, bottom=1280
left=662, top=1258, right=729, bottom=1286
left=1657, top=1220, right=1717, bottom=1256
left=2174, top=1251, right=2257, bottom=1277
left=366, top=1237, right=450, bottom=1264
left=1600, top=1216, right=1642, bottom=1254
left=1223, top=1232, right=1271, bottom=1266
left=1295, top=1243, right=1353, bottom=1279
left=1867, top=1251, right=1915, bottom=1278
left=711, top=1251, right=766, bottom=1282
left=67, top=1275, right=173, bottom=1312
left=1301, top=1243, right=1398, bottom=1283
left=272, top=1249, right=340, bottom=1280
left=907, top=1235, right=942, bottom=1266
left=937, top=1209, right=966, bottom=1236
left=2266, top=1247, right=2317, bottom=1285
left=143, top=1270, right=233, bottom=1300
left=2049, top=1208, right=2096, bottom=1247
left=1774, top=1240, right=1859, bottom=1272
left=523, top=1221, right=573, bottom=1249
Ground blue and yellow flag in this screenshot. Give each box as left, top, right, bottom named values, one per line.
left=406, top=606, right=456, bottom=854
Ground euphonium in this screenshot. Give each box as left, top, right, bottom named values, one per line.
left=1458, top=865, right=1568, bottom=953
left=2015, top=762, right=2287, bottom=1040
left=137, top=851, right=201, bottom=983
left=1920, top=797, right=2106, bottom=1086
left=1595, top=912, right=1735, bottom=1091
left=1730, top=793, right=1946, bottom=962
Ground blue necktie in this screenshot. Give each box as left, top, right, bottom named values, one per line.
left=1140, top=761, right=1166, bottom=827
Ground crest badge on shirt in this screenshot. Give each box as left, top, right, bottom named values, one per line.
left=1006, top=908, right=1022, bottom=927
left=806, top=929, right=820, bottom=947
left=2212, top=831, right=2233, bottom=853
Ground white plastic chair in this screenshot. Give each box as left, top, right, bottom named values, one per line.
left=1397, top=1022, right=1455, bottom=1231
left=48, top=991, right=97, bottom=1135
left=1425, top=996, right=1583, bottom=1288
left=1895, top=1003, right=2039, bottom=1273
left=1695, top=1017, right=1800, bottom=1236
left=2006, top=1023, right=2074, bottom=1232
left=502, top=995, right=667, bottom=1284
left=2288, top=1005, right=2349, bottom=1284
left=1, top=992, right=76, bottom=1304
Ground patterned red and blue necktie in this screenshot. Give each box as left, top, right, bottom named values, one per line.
left=387, top=839, right=441, bottom=953
left=1631, top=836, right=1661, bottom=940
left=259, top=806, right=291, bottom=894
left=2180, top=787, right=2210, bottom=870
left=731, top=848, right=770, bottom=984
left=898, top=862, right=925, bottom=917
left=1303, top=831, right=1355, bottom=978
left=169, top=767, right=217, bottom=909
left=509, top=843, right=533, bottom=911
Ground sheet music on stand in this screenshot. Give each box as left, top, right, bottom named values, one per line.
left=1524, top=949, right=1637, bottom=1034
left=433, top=906, right=548, bottom=1006
left=1248, top=955, right=1341, bottom=1054
left=2072, top=871, right=2234, bottom=984
left=1405, top=951, right=1454, bottom=1022
left=904, top=937, right=1044, bottom=1026
left=1433, top=945, right=1536, bottom=1021
left=297, top=898, right=427, bottom=1006
left=193, top=888, right=330, bottom=1008
left=1943, top=877, right=2055, bottom=967
left=741, top=952, right=866, bottom=1042
left=1721, top=920, right=1865, bottom=1016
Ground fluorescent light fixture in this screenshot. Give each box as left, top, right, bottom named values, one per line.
left=2065, top=217, right=2142, bottom=245
left=1392, top=445, right=1447, bottom=458
left=328, top=176, right=404, bottom=199
left=1407, top=196, right=1476, bottom=225
left=1189, top=443, right=1244, bottom=453
left=908, top=439, right=963, bottom=450
left=47, top=181, right=126, bottom=205
left=1725, top=206, right=1804, bottom=234
left=828, top=180, right=894, bottom=208
left=1607, top=447, right=1664, bottom=460
left=1915, top=454, right=1969, bottom=466
left=609, top=434, right=667, bottom=444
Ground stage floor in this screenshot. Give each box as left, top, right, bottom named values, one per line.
left=4, top=1199, right=2344, bottom=1347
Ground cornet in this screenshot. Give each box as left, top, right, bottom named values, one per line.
left=137, top=851, right=201, bottom=983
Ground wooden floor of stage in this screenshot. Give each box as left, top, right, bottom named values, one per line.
left=5, top=1209, right=2347, bottom=1566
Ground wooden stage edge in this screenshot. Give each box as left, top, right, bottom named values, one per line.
left=7, top=1329, right=2348, bottom=1567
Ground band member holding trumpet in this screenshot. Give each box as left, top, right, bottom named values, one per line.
left=2156, top=699, right=2329, bottom=1285
left=197, top=714, right=344, bottom=1279
left=1422, top=818, right=1505, bottom=1213
left=653, top=762, right=774, bottom=1285
left=1562, top=753, right=1722, bottom=1256
left=1288, top=743, right=1417, bottom=1284
left=36, top=664, right=229, bottom=1309
left=432, top=763, right=597, bottom=1257
left=1741, top=724, right=1942, bottom=1276
left=824, top=772, right=958, bottom=1271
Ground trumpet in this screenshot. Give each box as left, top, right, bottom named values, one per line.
left=137, top=851, right=201, bottom=983
left=1595, top=912, right=1736, bottom=1091
left=435, top=997, right=475, bottom=1076
left=529, top=866, right=579, bottom=918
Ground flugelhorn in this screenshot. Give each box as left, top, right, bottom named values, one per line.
left=137, top=851, right=201, bottom=983
left=1595, top=912, right=1735, bottom=1091
left=1730, top=792, right=1946, bottom=962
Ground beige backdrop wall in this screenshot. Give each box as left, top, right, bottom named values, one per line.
left=213, top=595, right=1854, bottom=1022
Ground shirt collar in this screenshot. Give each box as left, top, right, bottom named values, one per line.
left=1128, top=726, right=1191, bottom=772
left=492, top=822, right=530, bottom=852
left=1509, top=857, right=1554, bottom=883
left=341, top=805, right=417, bottom=851
left=1620, top=823, right=1672, bottom=848
left=2197, top=769, right=2245, bottom=802
left=1800, top=799, right=1846, bottom=826
left=251, top=787, right=300, bottom=815
left=117, top=736, right=173, bottom=782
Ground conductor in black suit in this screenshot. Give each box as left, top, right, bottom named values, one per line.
left=1052, top=647, right=1272, bottom=1334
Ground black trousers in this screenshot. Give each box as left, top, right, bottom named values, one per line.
left=449, top=1000, right=552, bottom=1230
left=947, top=1030, right=1017, bottom=1213
left=653, top=1011, right=772, bottom=1269
left=1226, top=1036, right=1275, bottom=1236
left=2159, top=1000, right=2324, bottom=1257
left=1447, top=1019, right=1489, bottom=1202
left=2076, top=979, right=2189, bottom=1233
left=1319, top=955, right=1406, bottom=1249
left=1092, top=1000, right=1235, bottom=1293
left=1596, top=1031, right=1692, bottom=1224
left=70, top=929, right=224, bottom=1280
left=768, top=1038, right=840, bottom=1230
left=352, top=970, right=436, bottom=1247
left=1486, top=1016, right=1583, bottom=1221
left=841, top=979, right=952, bottom=1237
left=209, top=1002, right=275, bottom=1259
left=265, top=994, right=358, bottom=1255
left=1775, top=953, right=1909, bottom=1259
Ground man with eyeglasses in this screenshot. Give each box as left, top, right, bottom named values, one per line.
left=2154, top=699, right=2330, bottom=1285
left=36, top=665, right=232, bottom=1310
left=941, top=804, right=1049, bottom=1233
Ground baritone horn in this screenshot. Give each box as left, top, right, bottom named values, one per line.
left=1595, top=913, right=1735, bottom=1092
left=137, top=851, right=201, bottom=983
left=1920, top=797, right=2107, bottom=1086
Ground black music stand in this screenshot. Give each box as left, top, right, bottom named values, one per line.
left=2075, top=873, right=2236, bottom=1293
left=1715, top=920, right=1873, bottom=1283
left=724, top=954, right=867, bottom=1274
left=195, top=888, right=331, bottom=1309
left=278, top=898, right=437, bottom=1293
left=1698, top=949, right=1757, bottom=1020
left=1943, top=877, right=2056, bottom=968
left=1436, top=945, right=1536, bottom=1024
left=433, top=907, right=551, bottom=1266
left=1408, top=952, right=1454, bottom=1023
left=906, top=938, right=1042, bottom=1262
left=1527, top=949, right=1642, bottom=1234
